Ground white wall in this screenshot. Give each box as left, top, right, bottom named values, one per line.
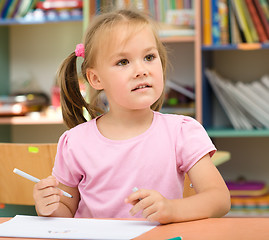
left=165, top=42, right=195, bottom=87
left=10, top=21, right=83, bottom=95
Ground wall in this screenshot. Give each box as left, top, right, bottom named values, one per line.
left=10, top=21, right=83, bottom=95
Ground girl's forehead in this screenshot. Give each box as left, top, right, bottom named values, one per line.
left=98, top=23, right=154, bottom=54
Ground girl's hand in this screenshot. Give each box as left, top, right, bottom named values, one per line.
left=125, top=189, right=174, bottom=224
left=33, top=176, right=63, bottom=216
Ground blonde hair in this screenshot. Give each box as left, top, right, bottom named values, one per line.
left=58, top=8, right=168, bottom=129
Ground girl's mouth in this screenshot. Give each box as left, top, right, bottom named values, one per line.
left=132, top=84, right=152, bottom=91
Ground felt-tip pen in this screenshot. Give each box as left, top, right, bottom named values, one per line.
left=13, top=168, right=73, bottom=198
left=132, top=187, right=142, bottom=201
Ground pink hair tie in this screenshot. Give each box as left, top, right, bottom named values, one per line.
left=75, top=43, right=85, bottom=58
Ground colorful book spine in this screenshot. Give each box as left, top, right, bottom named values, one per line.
left=231, top=0, right=253, bottom=43
left=240, top=0, right=259, bottom=42
left=245, top=0, right=268, bottom=42
left=203, top=0, right=212, bottom=45
left=219, top=0, right=229, bottom=45
left=211, top=0, right=221, bottom=45
left=258, top=0, right=269, bottom=21
left=176, top=0, right=183, bottom=9
left=253, top=0, right=269, bottom=39
left=230, top=5, right=243, bottom=43
left=1, top=0, right=13, bottom=18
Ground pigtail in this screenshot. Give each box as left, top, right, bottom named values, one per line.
left=57, top=53, right=88, bottom=129
left=58, top=52, right=104, bottom=129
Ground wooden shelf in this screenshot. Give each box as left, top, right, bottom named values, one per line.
left=0, top=115, right=63, bottom=125
left=0, top=16, right=82, bottom=26
left=161, top=35, right=195, bottom=43
left=202, top=43, right=269, bottom=51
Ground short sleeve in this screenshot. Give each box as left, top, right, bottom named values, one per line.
left=176, top=116, right=216, bottom=173
left=52, top=131, right=82, bottom=187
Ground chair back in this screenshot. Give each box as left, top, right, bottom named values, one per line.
left=0, top=143, right=57, bottom=205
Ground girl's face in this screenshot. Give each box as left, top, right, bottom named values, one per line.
left=88, top=24, right=164, bottom=112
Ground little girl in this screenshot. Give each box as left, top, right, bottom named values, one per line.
left=33, top=8, right=230, bottom=224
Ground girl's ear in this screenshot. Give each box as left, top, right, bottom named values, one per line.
left=86, top=69, right=103, bottom=90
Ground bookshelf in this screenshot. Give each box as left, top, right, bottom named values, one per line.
left=0, top=16, right=82, bottom=25
left=201, top=0, right=269, bottom=218
left=0, top=1, right=84, bottom=142
left=201, top=0, right=269, bottom=137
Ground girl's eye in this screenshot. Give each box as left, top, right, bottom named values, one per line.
left=117, top=59, right=129, bottom=66
left=144, top=54, right=155, bottom=62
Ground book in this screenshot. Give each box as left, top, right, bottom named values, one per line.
left=165, top=9, right=194, bottom=27
left=219, top=0, right=229, bottom=45
left=203, top=0, right=212, bottom=45
left=14, top=0, right=37, bottom=18
left=229, top=80, right=269, bottom=128
left=1, top=0, right=13, bottom=18
left=229, top=0, right=243, bottom=44
left=158, top=28, right=195, bottom=37
left=261, top=75, right=269, bottom=88
left=250, top=80, right=269, bottom=103
left=211, top=0, right=221, bottom=44
left=240, top=0, right=259, bottom=42
left=205, top=69, right=269, bottom=130
left=245, top=0, right=268, bottom=42
left=36, top=0, right=83, bottom=10
left=253, top=0, right=269, bottom=39
left=259, top=0, right=269, bottom=21
left=230, top=0, right=247, bottom=43
left=0, top=0, right=6, bottom=16
left=231, top=0, right=254, bottom=43
left=205, top=69, right=250, bottom=129
left=5, top=0, right=20, bottom=18
left=166, top=79, right=195, bottom=100
left=227, top=180, right=268, bottom=197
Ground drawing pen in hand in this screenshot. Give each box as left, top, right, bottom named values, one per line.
left=13, top=168, right=73, bottom=198
left=132, top=187, right=142, bottom=200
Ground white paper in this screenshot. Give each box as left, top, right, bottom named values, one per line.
left=0, top=215, right=158, bottom=239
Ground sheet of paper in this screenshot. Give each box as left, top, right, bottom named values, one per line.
left=0, top=215, right=158, bottom=239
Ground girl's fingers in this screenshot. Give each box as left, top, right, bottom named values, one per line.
left=35, top=190, right=61, bottom=216
left=35, top=176, right=58, bottom=190
left=126, top=188, right=149, bottom=204
left=38, top=186, right=62, bottom=198
left=37, top=201, right=60, bottom=216
left=129, top=196, right=154, bottom=216
left=141, top=204, right=156, bottom=219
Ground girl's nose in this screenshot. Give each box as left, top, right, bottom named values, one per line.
left=134, top=62, right=149, bottom=78
left=135, top=72, right=148, bottom=78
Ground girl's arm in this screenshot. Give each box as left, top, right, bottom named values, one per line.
left=33, top=176, right=80, bottom=217
left=126, top=153, right=231, bottom=224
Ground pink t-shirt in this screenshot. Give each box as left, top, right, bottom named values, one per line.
left=52, top=111, right=216, bottom=218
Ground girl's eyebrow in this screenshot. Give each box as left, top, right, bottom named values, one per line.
left=110, top=46, right=158, bottom=60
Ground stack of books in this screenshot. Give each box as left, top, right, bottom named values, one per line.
left=90, top=0, right=195, bottom=37
left=0, top=0, right=83, bottom=22
left=206, top=69, right=269, bottom=130
left=226, top=179, right=269, bottom=217
left=202, top=0, right=269, bottom=45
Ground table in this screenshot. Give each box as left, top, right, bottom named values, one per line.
left=1, top=217, right=269, bottom=240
